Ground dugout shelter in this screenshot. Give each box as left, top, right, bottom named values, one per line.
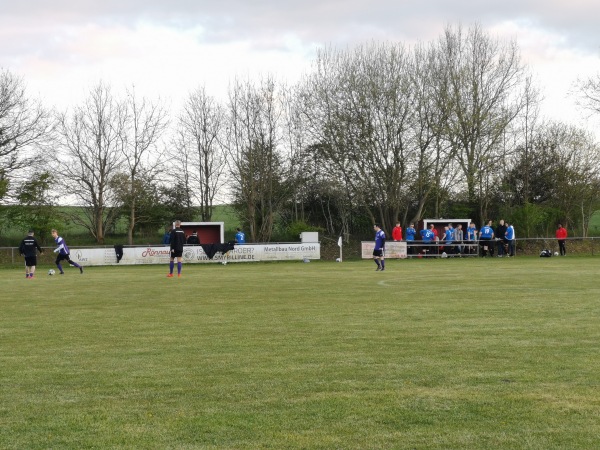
left=177, top=222, right=225, bottom=244
left=421, top=218, right=471, bottom=237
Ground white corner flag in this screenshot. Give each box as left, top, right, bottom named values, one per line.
left=337, top=236, right=343, bottom=262
left=337, top=236, right=343, bottom=247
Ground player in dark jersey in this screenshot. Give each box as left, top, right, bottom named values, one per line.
left=373, top=224, right=386, bottom=271
left=19, top=230, right=44, bottom=278
left=168, top=220, right=186, bottom=278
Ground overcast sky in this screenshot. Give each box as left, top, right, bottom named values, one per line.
left=2, top=0, right=599, bottom=125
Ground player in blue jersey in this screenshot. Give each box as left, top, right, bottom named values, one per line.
left=441, top=226, right=453, bottom=254
left=505, top=222, right=515, bottom=257
left=405, top=222, right=416, bottom=255
left=420, top=226, right=435, bottom=257
left=478, top=220, right=494, bottom=257
left=51, top=229, right=84, bottom=274
left=235, top=227, right=246, bottom=244
left=373, top=224, right=386, bottom=271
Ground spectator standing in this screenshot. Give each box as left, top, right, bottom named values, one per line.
left=505, top=222, right=515, bottom=257
left=168, top=220, right=186, bottom=278
left=19, top=229, right=44, bottom=278
left=454, top=224, right=464, bottom=254
left=392, top=222, right=402, bottom=241
left=430, top=223, right=438, bottom=241
left=467, top=222, right=478, bottom=254
left=556, top=224, right=567, bottom=256
left=162, top=226, right=172, bottom=245
left=373, top=224, right=386, bottom=271
left=430, top=224, right=439, bottom=256
left=495, top=219, right=507, bottom=257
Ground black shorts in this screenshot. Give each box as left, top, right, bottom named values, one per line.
left=55, top=253, right=72, bottom=264
left=479, top=238, right=492, bottom=249
left=171, top=249, right=183, bottom=258
left=25, top=256, right=37, bottom=267
left=373, top=249, right=384, bottom=258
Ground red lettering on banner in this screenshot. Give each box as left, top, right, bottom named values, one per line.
left=141, top=248, right=171, bottom=257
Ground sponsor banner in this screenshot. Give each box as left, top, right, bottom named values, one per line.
left=361, top=241, right=407, bottom=259
left=70, top=244, right=320, bottom=266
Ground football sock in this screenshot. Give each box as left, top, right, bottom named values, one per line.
left=57, top=263, right=63, bottom=273
left=177, top=262, right=182, bottom=274
left=381, top=260, right=385, bottom=269
left=169, top=261, right=174, bottom=274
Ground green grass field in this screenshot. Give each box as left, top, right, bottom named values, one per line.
left=2, top=257, right=600, bottom=449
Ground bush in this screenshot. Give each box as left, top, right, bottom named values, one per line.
left=276, top=221, right=325, bottom=242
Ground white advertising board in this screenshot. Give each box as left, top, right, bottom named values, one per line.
left=69, top=243, right=321, bottom=266
left=361, top=241, right=407, bottom=259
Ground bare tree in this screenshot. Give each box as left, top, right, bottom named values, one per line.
left=174, top=86, right=227, bottom=221
left=0, top=69, right=52, bottom=201
left=55, top=82, right=126, bottom=243
left=302, top=43, right=423, bottom=232
left=575, top=73, right=600, bottom=117
left=437, top=24, right=528, bottom=221
left=503, top=122, right=600, bottom=236
left=225, top=76, right=289, bottom=242
left=117, top=88, right=169, bottom=244
left=406, top=42, right=457, bottom=224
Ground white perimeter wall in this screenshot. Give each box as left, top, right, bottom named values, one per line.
left=68, top=243, right=321, bottom=266
left=361, top=241, right=407, bottom=259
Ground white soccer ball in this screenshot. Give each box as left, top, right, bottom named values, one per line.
left=554, top=252, right=559, bottom=256
left=48, top=269, right=56, bottom=276
left=335, top=258, right=341, bottom=262
left=221, top=261, right=228, bottom=265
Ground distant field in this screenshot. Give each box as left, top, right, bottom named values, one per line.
left=2, top=257, right=600, bottom=449
left=589, top=210, right=600, bottom=235
left=0, top=204, right=241, bottom=246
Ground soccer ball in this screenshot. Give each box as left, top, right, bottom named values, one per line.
left=48, top=269, right=56, bottom=276
left=554, top=252, right=559, bottom=256
left=221, top=261, right=228, bottom=265
left=335, top=258, right=341, bottom=262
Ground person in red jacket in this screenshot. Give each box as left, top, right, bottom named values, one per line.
left=392, top=222, right=403, bottom=241
left=556, top=223, right=567, bottom=256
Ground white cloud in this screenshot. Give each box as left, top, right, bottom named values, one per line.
left=1, top=0, right=599, bottom=125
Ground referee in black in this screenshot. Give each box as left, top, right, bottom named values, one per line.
left=19, top=229, right=44, bottom=279
left=167, top=220, right=186, bottom=278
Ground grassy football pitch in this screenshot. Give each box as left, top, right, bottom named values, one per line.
left=1, top=257, right=600, bottom=449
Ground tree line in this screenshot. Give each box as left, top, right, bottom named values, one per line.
left=2, top=24, right=600, bottom=244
